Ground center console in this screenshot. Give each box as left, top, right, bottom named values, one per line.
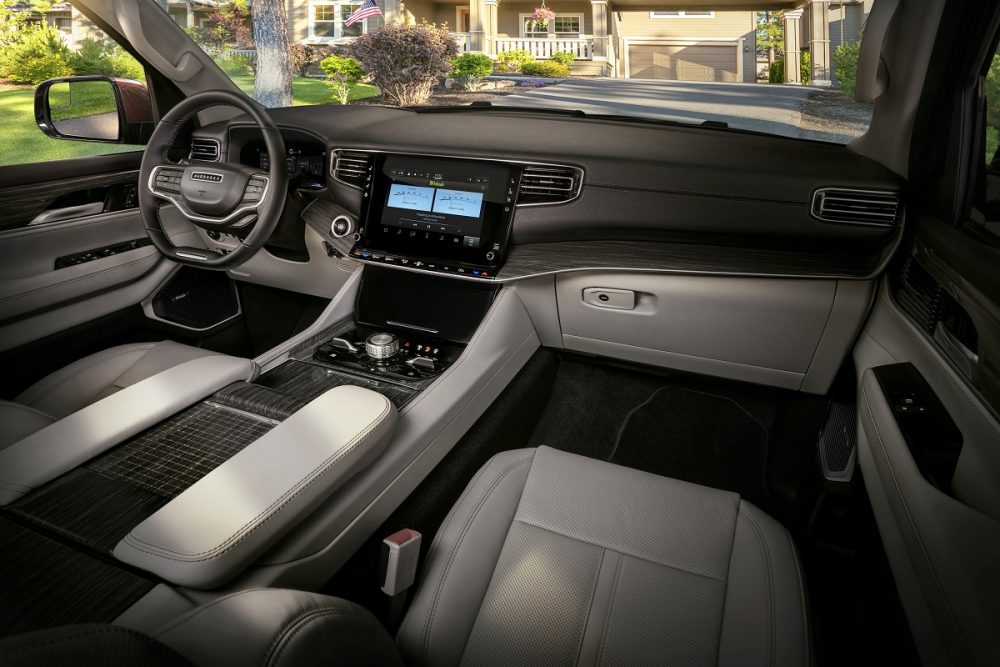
left=349, top=155, right=521, bottom=280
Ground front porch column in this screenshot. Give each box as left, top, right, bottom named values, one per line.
left=591, top=0, right=609, bottom=62
left=469, top=0, right=487, bottom=53
left=808, top=0, right=831, bottom=85
left=782, top=9, right=803, bottom=84
left=382, top=0, right=403, bottom=24
left=185, top=0, right=195, bottom=29
left=485, top=0, right=498, bottom=55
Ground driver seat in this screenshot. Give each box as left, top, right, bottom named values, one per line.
left=0, top=341, right=232, bottom=449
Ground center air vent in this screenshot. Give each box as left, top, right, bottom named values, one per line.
left=811, top=188, right=901, bottom=226
left=190, top=138, right=220, bottom=162
left=332, top=150, right=373, bottom=188
left=517, top=165, right=583, bottom=206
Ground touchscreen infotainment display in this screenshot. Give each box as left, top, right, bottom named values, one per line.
left=355, top=155, right=520, bottom=272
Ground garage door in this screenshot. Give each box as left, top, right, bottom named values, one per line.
left=628, top=44, right=737, bottom=82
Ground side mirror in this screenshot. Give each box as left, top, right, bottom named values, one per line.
left=34, top=75, right=154, bottom=145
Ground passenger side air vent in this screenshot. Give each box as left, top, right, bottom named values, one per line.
left=811, top=188, right=901, bottom=226
left=190, top=138, right=220, bottom=162
left=517, top=165, right=583, bottom=206
left=332, top=150, right=373, bottom=188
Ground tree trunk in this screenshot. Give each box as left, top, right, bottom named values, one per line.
left=252, top=0, right=292, bottom=108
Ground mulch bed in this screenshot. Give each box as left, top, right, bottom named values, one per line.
left=799, top=88, right=873, bottom=143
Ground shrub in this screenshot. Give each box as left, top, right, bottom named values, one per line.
left=767, top=53, right=810, bottom=84
left=191, top=0, right=254, bottom=51
left=0, top=27, right=72, bottom=84
left=213, top=53, right=255, bottom=75
left=550, top=51, right=574, bottom=66
left=69, top=39, right=145, bottom=80
left=320, top=54, right=365, bottom=104
left=496, top=48, right=534, bottom=73
left=450, top=52, right=493, bottom=90
left=290, top=44, right=335, bottom=77
left=348, top=22, right=457, bottom=106
left=768, top=57, right=783, bottom=83
left=520, top=60, right=569, bottom=78
left=986, top=54, right=1000, bottom=160
left=834, top=40, right=861, bottom=99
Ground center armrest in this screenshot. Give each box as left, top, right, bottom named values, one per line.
left=113, top=385, right=396, bottom=589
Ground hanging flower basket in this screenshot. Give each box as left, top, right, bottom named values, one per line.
left=530, top=3, right=556, bottom=30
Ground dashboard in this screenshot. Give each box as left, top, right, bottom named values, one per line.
left=208, top=107, right=905, bottom=284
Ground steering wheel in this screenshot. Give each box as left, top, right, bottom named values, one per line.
left=139, top=90, right=287, bottom=270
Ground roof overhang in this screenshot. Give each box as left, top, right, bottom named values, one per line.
left=602, top=1, right=804, bottom=9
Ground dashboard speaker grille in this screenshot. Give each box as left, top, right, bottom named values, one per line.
left=518, top=165, right=582, bottom=205
left=811, top=188, right=901, bottom=226
left=333, top=150, right=372, bottom=188
left=190, top=138, right=220, bottom=162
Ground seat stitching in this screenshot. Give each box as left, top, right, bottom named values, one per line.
left=859, top=382, right=975, bottom=664
left=122, top=398, right=391, bottom=560
left=16, top=344, right=154, bottom=407
left=514, top=518, right=728, bottom=582
left=574, top=547, right=608, bottom=666
left=263, top=607, right=370, bottom=667
left=595, top=548, right=625, bottom=666
left=153, top=588, right=271, bottom=637
left=420, top=454, right=534, bottom=665
left=740, top=509, right=775, bottom=667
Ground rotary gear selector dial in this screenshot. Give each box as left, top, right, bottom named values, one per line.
left=365, top=332, right=400, bottom=360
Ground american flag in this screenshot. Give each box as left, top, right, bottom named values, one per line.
left=345, top=0, right=382, bottom=26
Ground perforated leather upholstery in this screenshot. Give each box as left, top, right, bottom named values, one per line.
left=397, top=446, right=811, bottom=666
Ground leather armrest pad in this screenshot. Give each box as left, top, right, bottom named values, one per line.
left=114, top=385, right=397, bottom=589
left=0, top=355, right=256, bottom=505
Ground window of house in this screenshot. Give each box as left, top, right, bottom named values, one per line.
left=45, top=14, right=73, bottom=34
left=310, top=2, right=366, bottom=40
left=521, top=14, right=583, bottom=38
left=649, top=11, right=715, bottom=19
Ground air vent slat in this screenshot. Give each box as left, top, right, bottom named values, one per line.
left=190, top=138, right=220, bottom=162
left=811, top=188, right=901, bottom=226
left=517, top=165, right=582, bottom=205
left=332, top=150, right=373, bottom=189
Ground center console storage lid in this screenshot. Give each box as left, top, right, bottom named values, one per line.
left=113, top=385, right=396, bottom=589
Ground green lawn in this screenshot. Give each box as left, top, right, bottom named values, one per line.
left=228, top=75, right=379, bottom=106
left=0, top=77, right=380, bottom=167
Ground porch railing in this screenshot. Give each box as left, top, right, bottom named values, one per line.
left=452, top=32, right=471, bottom=52
left=494, top=37, right=592, bottom=60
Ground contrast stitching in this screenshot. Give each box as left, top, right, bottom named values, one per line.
left=785, top=526, right=811, bottom=666
left=123, top=397, right=391, bottom=560
left=741, top=509, right=775, bottom=667
left=420, top=454, right=534, bottom=665
left=595, top=549, right=625, bottom=666
left=859, top=383, right=974, bottom=664
left=0, top=627, right=170, bottom=656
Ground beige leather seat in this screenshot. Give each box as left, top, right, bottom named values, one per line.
left=0, top=447, right=811, bottom=666
left=0, top=341, right=226, bottom=449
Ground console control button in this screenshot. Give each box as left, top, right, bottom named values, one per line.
left=365, top=332, right=400, bottom=360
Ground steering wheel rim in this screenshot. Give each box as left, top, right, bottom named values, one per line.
left=139, top=90, right=287, bottom=270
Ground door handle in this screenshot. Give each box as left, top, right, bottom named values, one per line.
left=29, top=202, right=105, bottom=226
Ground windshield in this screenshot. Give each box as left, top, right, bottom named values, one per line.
left=0, top=0, right=875, bottom=144
left=170, top=1, right=875, bottom=143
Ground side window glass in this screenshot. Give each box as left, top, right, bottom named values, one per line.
left=979, top=46, right=1000, bottom=238
left=0, top=4, right=146, bottom=167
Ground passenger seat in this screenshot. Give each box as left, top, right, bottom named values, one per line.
left=0, top=447, right=811, bottom=666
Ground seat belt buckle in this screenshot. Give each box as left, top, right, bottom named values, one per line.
left=380, top=528, right=422, bottom=596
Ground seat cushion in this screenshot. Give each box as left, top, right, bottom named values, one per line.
left=0, top=401, right=54, bottom=452
left=16, top=341, right=222, bottom=420
left=397, top=446, right=811, bottom=667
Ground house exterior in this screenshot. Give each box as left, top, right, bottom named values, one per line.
left=42, top=1, right=867, bottom=85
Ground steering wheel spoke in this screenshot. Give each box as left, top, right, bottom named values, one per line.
left=138, top=91, right=287, bottom=270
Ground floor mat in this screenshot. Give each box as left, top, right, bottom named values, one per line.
left=609, top=386, right=771, bottom=508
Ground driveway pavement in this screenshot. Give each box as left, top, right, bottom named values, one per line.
left=496, top=78, right=817, bottom=139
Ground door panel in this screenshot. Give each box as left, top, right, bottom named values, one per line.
left=854, top=281, right=1000, bottom=666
